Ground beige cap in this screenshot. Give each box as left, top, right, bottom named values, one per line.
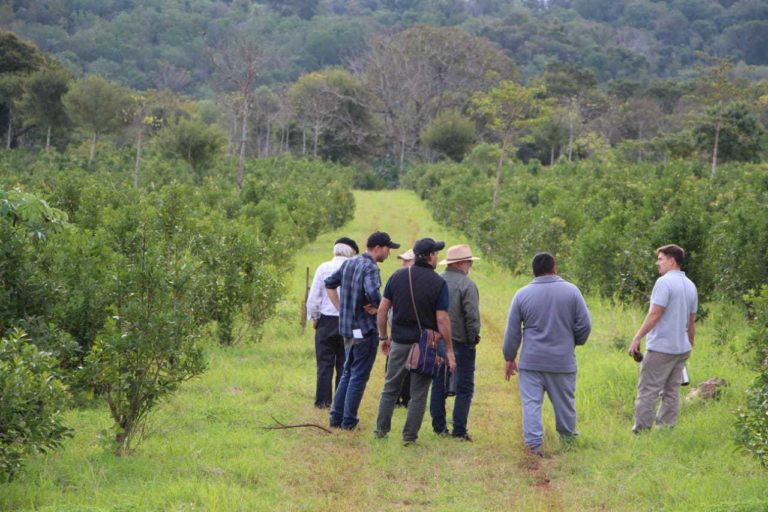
left=397, top=248, right=415, bottom=261
left=439, top=244, right=480, bottom=265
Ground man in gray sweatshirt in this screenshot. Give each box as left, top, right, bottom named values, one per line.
left=502, top=252, right=591, bottom=455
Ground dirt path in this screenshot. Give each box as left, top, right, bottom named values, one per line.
left=287, top=189, right=565, bottom=511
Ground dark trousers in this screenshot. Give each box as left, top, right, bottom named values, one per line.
left=430, top=342, right=476, bottom=436
left=314, top=315, right=345, bottom=408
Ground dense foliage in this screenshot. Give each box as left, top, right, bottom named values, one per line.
left=736, top=286, right=768, bottom=467
left=403, top=155, right=768, bottom=304
left=0, top=329, right=70, bottom=482
left=0, top=151, right=355, bottom=459
left=4, top=0, right=768, bottom=92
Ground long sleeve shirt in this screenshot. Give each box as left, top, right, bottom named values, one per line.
left=324, top=253, right=382, bottom=338
left=441, top=267, right=481, bottom=344
left=502, top=275, right=591, bottom=373
left=307, top=256, right=350, bottom=320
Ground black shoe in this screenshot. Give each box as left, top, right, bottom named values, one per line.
left=453, top=433, right=472, bottom=442
left=373, top=430, right=387, bottom=439
left=435, top=429, right=451, bottom=437
left=403, top=440, right=416, bottom=447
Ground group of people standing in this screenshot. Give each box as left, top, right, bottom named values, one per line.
left=307, top=232, right=698, bottom=453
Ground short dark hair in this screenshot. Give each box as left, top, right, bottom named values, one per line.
left=656, top=244, right=685, bottom=265
left=532, top=252, right=556, bottom=277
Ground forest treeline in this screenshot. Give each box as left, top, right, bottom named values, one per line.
left=1, top=2, right=768, bottom=181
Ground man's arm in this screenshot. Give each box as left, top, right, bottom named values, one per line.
left=463, top=281, right=481, bottom=343
left=306, top=266, right=326, bottom=325
left=573, top=291, right=592, bottom=346
left=628, top=304, right=665, bottom=355
left=377, top=297, right=392, bottom=355
left=362, top=265, right=382, bottom=315
left=436, top=310, right=455, bottom=372
left=688, top=314, right=696, bottom=348
left=502, top=296, right=522, bottom=381
left=324, top=265, right=343, bottom=311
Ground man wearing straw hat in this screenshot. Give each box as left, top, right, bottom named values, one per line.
left=430, top=244, right=481, bottom=441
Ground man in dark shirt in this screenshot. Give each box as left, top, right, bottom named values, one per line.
left=373, top=238, right=456, bottom=444
left=325, top=231, right=400, bottom=430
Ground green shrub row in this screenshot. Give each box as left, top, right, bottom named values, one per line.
left=0, top=152, right=354, bottom=474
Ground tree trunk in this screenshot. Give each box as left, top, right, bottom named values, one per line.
left=313, top=121, right=319, bottom=158
left=399, top=137, right=406, bottom=174
left=89, top=132, right=97, bottom=167
left=567, top=117, right=574, bottom=162
left=134, top=128, right=143, bottom=188
left=237, top=98, right=249, bottom=189
left=6, top=107, right=12, bottom=149
left=45, top=125, right=52, bottom=155
left=264, top=121, right=271, bottom=157
left=302, top=128, right=307, bottom=155
left=550, top=146, right=554, bottom=166
left=711, top=102, right=722, bottom=178
left=492, top=143, right=506, bottom=212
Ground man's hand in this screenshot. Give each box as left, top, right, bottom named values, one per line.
left=380, top=339, right=391, bottom=356
left=363, top=303, right=378, bottom=315
left=446, top=350, right=456, bottom=372
left=312, top=318, right=319, bottom=330
left=505, top=360, right=518, bottom=381
left=628, top=338, right=641, bottom=357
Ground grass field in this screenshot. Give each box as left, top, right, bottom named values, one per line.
left=2, top=190, right=766, bottom=511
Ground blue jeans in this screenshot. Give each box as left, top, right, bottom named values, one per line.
left=430, top=342, right=476, bottom=437
left=329, top=333, right=378, bottom=429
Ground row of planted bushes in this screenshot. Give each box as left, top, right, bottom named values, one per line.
left=403, top=145, right=768, bottom=304
left=403, top=146, right=768, bottom=466
left=0, top=152, right=354, bottom=479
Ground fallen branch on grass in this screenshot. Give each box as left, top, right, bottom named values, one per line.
left=260, top=415, right=333, bottom=434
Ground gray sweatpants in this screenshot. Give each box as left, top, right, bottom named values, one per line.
left=633, top=350, right=690, bottom=431
left=375, top=340, right=433, bottom=442
left=518, top=369, right=577, bottom=451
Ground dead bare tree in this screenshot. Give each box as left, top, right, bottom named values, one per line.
left=208, top=33, right=263, bottom=188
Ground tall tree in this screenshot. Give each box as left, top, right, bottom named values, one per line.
left=695, top=57, right=742, bottom=177
left=62, top=75, right=134, bottom=166
left=471, top=81, right=550, bottom=210
left=209, top=33, right=263, bottom=189
left=355, top=25, right=515, bottom=171
left=17, top=66, right=72, bottom=154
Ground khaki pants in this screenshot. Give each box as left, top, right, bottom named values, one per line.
left=633, top=350, right=690, bottom=432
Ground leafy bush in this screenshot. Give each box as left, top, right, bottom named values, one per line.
left=0, top=329, right=71, bottom=481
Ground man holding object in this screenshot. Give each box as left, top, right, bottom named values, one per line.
left=629, top=244, right=697, bottom=433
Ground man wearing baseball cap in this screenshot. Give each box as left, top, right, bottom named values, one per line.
left=430, top=244, right=481, bottom=441
left=325, top=231, right=399, bottom=430
left=374, top=237, right=456, bottom=444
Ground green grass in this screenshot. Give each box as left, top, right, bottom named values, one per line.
left=2, top=190, right=767, bottom=511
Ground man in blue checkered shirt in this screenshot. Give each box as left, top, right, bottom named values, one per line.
left=325, top=231, right=400, bottom=430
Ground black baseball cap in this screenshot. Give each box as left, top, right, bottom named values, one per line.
left=367, top=231, right=400, bottom=249
left=413, top=237, right=445, bottom=257
left=334, top=236, right=359, bottom=254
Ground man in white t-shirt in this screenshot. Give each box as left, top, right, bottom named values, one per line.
left=628, top=244, right=698, bottom=432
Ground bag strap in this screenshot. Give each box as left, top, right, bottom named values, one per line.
left=407, top=266, right=423, bottom=332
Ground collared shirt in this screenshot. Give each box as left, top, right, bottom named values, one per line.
left=383, top=261, right=449, bottom=343
left=324, top=252, right=382, bottom=338
left=307, top=256, right=350, bottom=320
left=441, top=266, right=481, bottom=344
left=502, top=275, right=591, bottom=373
left=647, top=270, right=697, bottom=355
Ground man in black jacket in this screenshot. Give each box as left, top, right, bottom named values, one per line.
left=373, top=238, right=456, bottom=444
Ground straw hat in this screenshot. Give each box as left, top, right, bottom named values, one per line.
left=397, top=248, right=415, bottom=261
left=439, top=244, right=480, bottom=265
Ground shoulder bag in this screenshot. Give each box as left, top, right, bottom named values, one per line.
left=404, top=266, right=442, bottom=377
